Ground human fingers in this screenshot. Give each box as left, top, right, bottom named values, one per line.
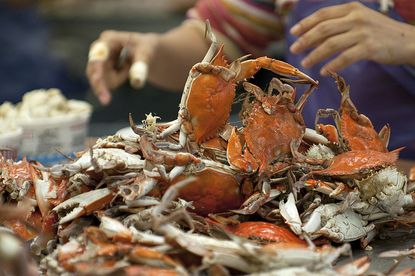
left=86, top=59, right=112, bottom=105
left=290, top=17, right=352, bottom=54
left=319, top=45, right=365, bottom=76
left=300, top=31, right=361, bottom=68
left=129, top=34, right=159, bottom=89
left=87, top=40, right=116, bottom=105
left=86, top=31, right=131, bottom=105
left=290, top=2, right=362, bottom=36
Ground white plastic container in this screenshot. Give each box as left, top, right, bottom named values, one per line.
left=17, top=107, right=91, bottom=165
left=0, top=127, right=23, bottom=160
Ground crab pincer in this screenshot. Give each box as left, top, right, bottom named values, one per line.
left=53, top=188, right=114, bottom=224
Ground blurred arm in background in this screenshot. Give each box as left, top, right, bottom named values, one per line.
left=86, top=0, right=284, bottom=105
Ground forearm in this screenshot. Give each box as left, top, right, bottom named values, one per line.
left=403, top=24, right=415, bottom=67
left=147, top=21, right=210, bottom=92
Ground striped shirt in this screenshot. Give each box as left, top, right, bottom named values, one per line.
left=187, top=0, right=415, bottom=56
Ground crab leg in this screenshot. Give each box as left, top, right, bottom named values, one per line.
left=314, top=108, right=344, bottom=146
left=139, top=134, right=200, bottom=181
left=378, top=123, right=391, bottom=148
left=158, top=118, right=181, bottom=139
left=227, top=127, right=258, bottom=173
left=236, top=57, right=318, bottom=85
left=295, top=82, right=318, bottom=112
left=140, top=135, right=200, bottom=167
left=159, top=21, right=221, bottom=148
left=179, top=21, right=220, bottom=109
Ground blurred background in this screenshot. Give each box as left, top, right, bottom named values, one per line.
left=1, top=0, right=196, bottom=135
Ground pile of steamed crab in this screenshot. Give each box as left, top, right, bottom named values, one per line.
left=1, top=23, right=415, bottom=275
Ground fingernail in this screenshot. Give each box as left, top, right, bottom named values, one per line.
left=290, top=24, right=301, bottom=35
left=320, top=68, right=328, bottom=76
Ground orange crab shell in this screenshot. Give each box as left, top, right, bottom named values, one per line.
left=168, top=167, right=244, bottom=216
left=334, top=73, right=389, bottom=152
left=186, top=45, right=235, bottom=143
left=340, top=100, right=388, bottom=152
left=3, top=218, right=39, bottom=241
left=312, top=148, right=402, bottom=178
left=228, top=221, right=307, bottom=246
left=244, top=98, right=304, bottom=172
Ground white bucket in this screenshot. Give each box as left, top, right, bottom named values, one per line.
left=17, top=108, right=91, bottom=165
left=0, top=127, right=23, bottom=160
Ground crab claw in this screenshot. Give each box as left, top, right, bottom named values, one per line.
left=53, top=188, right=113, bottom=224
left=279, top=193, right=302, bottom=235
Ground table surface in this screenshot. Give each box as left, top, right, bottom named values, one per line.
left=337, top=233, right=415, bottom=272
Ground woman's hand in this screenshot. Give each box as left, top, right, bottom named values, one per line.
left=289, top=1, right=415, bottom=76
left=86, top=31, right=159, bottom=105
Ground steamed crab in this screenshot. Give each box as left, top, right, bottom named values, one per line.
left=159, top=21, right=317, bottom=153
left=315, top=73, right=390, bottom=152
left=38, top=148, right=145, bottom=179
left=350, top=167, right=413, bottom=220
left=227, top=78, right=317, bottom=176
left=137, top=134, right=245, bottom=216
left=0, top=158, right=60, bottom=251
left=0, top=157, right=34, bottom=200
left=302, top=146, right=412, bottom=219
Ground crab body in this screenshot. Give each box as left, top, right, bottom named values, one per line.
left=280, top=194, right=375, bottom=243
left=228, top=221, right=307, bottom=246
left=184, top=46, right=235, bottom=144
left=354, top=167, right=413, bottom=218
left=315, top=74, right=390, bottom=152
left=169, top=161, right=244, bottom=216
left=228, top=78, right=316, bottom=175
left=303, top=203, right=375, bottom=243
